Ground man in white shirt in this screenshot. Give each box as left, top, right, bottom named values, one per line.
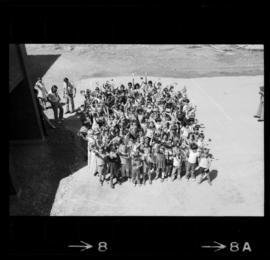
left=63, top=77, right=76, bottom=114
left=34, top=77, right=48, bottom=110
left=185, top=144, right=200, bottom=180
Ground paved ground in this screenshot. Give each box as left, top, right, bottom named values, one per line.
left=10, top=44, right=264, bottom=216
left=50, top=75, right=264, bottom=216
left=9, top=125, right=87, bottom=216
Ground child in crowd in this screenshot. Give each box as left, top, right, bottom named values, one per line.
left=131, top=150, right=143, bottom=186
left=154, top=146, right=166, bottom=182
left=93, top=146, right=107, bottom=185
left=171, top=149, right=184, bottom=181
left=196, top=151, right=213, bottom=185
left=185, top=143, right=200, bottom=181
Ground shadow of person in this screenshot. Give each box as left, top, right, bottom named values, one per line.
left=194, top=168, right=201, bottom=178
left=196, top=169, right=218, bottom=185
left=180, top=163, right=187, bottom=178
left=209, top=169, right=218, bottom=182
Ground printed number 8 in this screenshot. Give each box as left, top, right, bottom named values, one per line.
left=98, top=242, right=108, bottom=252
left=230, top=242, right=239, bottom=252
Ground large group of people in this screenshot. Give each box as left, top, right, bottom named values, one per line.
left=76, top=77, right=214, bottom=188
left=33, top=75, right=214, bottom=188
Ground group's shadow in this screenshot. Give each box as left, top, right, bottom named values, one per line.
left=194, top=168, right=218, bottom=183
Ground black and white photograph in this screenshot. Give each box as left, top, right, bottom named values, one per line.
left=9, top=44, right=264, bottom=216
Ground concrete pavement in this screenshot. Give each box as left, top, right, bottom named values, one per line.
left=50, top=75, right=264, bottom=216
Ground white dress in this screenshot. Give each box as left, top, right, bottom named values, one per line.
left=87, top=136, right=98, bottom=175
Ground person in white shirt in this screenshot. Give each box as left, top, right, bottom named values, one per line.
left=34, top=77, right=48, bottom=110
left=196, top=151, right=213, bottom=185
left=93, top=146, right=107, bottom=186
left=47, top=85, right=63, bottom=123
left=63, top=77, right=76, bottom=114
left=181, top=125, right=190, bottom=139
left=33, top=87, right=56, bottom=129
left=182, top=100, right=190, bottom=114
left=185, top=144, right=200, bottom=180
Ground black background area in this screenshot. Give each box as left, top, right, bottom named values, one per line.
left=6, top=0, right=269, bottom=257
left=9, top=217, right=268, bottom=256
left=6, top=1, right=266, bottom=43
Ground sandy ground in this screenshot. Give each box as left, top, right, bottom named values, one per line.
left=26, top=44, right=264, bottom=83
left=24, top=44, right=264, bottom=216
left=49, top=75, right=264, bottom=216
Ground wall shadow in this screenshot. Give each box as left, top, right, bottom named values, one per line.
left=9, top=117, right=87, bottom=216
left=25, top=54, right=61, bottom=83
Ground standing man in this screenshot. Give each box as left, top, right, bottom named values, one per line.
left=47, top=85, right=64, bottom=124
left=254, top=86, right=264, bottom=122
left=34, top=77, right=48, bottom=110
left=63, top=77, right=76, bottom=114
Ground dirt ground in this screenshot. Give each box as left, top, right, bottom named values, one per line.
left=24, top=44, right=264, bottom=216
left=25, top=44, right=263, bottom=85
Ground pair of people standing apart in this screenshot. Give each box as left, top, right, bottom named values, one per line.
left=47, top=77, right=76, bottom=123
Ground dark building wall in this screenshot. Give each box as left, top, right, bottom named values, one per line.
left=9, top=78, right=44, bottom=140
left=9, top=44, right=45, bottom=142
left=9, top=44, right=24, bottom=92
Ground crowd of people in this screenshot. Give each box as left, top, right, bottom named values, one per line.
left=76, top=77, right=214, bottom=188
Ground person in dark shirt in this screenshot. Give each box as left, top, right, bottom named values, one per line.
left=47, top=85, right=64, bottom=123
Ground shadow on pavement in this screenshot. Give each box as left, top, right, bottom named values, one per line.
left=209, top=169, right=218, bottom=182
left=9, top=114, right=87, bottom=216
